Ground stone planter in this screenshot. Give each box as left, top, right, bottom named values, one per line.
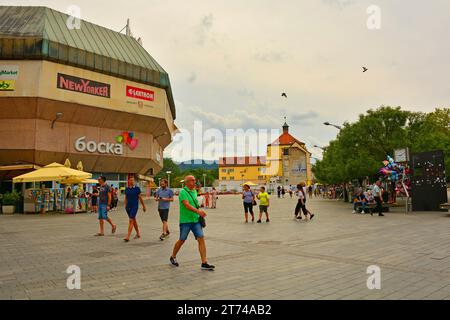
left=2, top=205, right=15, bottom=214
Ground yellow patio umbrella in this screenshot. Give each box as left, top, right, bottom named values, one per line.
left=60, top=177, right=98, bottom=185
left=242, top=181, right=258, bottom=186
left=13, top=162, right=92, bottom=183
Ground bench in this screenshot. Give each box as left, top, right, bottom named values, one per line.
left=354, top=202, right=389, bottom=213
left=440, top=203, right=450, bottom=212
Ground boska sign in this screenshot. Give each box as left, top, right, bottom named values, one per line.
left=75, top=137, right=123, bottom=155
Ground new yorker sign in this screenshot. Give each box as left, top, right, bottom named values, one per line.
left=57, top=73, right=110, bottom=98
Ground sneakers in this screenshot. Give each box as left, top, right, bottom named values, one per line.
left=352, top=210, right=356, bottom=214
left=170, top=256, right=179, bottom=267
left=159, top=233, right=165, bottom=241
left=201, top=263, right=215, bottom=271
left=379, top=213, right=385, bottom=217
left=361, top=210, right=365, bottom=214
left=266, top=219, right=270, bottom=223
left=257, top=220, right=262, bottom=223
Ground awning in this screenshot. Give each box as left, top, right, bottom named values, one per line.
left=12, top=162, right=92, bottom=183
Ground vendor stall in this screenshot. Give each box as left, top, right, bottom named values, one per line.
left=13, top=162, right=92, bottom=214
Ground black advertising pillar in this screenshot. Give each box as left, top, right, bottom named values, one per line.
left=410, top=150, right=448, bottom=211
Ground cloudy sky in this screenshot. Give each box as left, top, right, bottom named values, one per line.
left=6, top=0, right=450, bottom=161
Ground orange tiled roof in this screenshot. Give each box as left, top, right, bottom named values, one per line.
left=271, top=132, right=304, bottom=146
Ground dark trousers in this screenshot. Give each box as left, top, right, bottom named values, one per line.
left=243, top=202, right=254, bottom=215
left=295, top=200, right=308, bottom=216
left=374, top=196, right=383, bottom=215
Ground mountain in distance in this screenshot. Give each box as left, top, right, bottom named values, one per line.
left=177, top=159, right=218, bottom=171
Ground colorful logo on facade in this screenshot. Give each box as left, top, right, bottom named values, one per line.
left=115, top=132, right=138, bottom=150
left=0, top=80, right=15, bottom=91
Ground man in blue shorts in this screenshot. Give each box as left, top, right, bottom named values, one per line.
left=170, top=175, right=215, bottom=271
left=155, top=179, right=174, bottom=241
left=95, top=176, right=117, bottom=236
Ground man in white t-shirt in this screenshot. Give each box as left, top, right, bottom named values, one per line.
left=372, top=180, right=384, bottom=217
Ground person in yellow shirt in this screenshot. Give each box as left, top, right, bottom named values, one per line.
left=256, top=186, right=270, bottom=223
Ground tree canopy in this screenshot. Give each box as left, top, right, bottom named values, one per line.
left=313, top=106, right=450, bottom=184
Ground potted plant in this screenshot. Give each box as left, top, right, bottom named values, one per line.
left=2, top=191, right=21, bottom=214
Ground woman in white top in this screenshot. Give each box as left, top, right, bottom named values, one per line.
left=294, top=182, right=314, bottom=220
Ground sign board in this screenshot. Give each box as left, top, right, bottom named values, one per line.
left=0, top=65, right=19, bottom=80
left=126, top=85, right=154, bottom=101
left=57, top=73, right=110, bottom=98
left=74, top=136, right=123, bottom=155
left=0, top=80, right=15, bottom=91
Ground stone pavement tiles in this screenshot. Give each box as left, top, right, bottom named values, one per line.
left=1, top=195, right=450, bottom=300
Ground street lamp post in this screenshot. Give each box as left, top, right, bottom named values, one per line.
left=203, top=173, right=207, bottom=189
left=323, top=122, right=342, bottom=130
left=314, top=145, right=326, bottom=151
left=166, top=171, right=172, bottom=188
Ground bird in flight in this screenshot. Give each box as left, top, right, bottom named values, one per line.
left=281, top=93, right=288, bottom=98
left=362, top=66, right=368, bottom=73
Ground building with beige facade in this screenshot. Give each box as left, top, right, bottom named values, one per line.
left=0, top=6, right=177, bottom=192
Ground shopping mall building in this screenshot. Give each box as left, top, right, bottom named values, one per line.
left=0, top=6, right=177, bottom=193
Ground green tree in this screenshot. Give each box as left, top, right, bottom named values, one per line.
left=313, top=106, right=450, bottom=184
left=153, top=158, right=219, bottom=188
left=154, top=158, right=181, bottom=186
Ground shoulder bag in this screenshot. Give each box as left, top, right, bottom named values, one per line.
left=183, top=187, right=206, bottom=228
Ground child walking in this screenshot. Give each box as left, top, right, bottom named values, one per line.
left=256, top=186, right=270, bottom=223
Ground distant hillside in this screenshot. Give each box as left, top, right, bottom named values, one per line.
left=178, top=159, right=218, bottom=171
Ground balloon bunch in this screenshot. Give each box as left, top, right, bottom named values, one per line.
left=115, top=131, right=138, bottom=150
left=378, top=155, right=405, bottom=182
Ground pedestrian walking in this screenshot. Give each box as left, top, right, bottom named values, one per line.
left=170, top=175, right=215, bottom=270
left=281, top=187, right=286, bottom=198
left=256, top=186, right=270, bottom=223
left=91, top=186, right=98, bottom=213
left=155, top=179, right=174, bottom=241
left=210, top=187, right=218, bottom=209
left=242, top=184, right=255, bottom=223
left=295, top=182, right=314, bottom=220
left=277, top=186, right=281, bottom=198
left=95, top=176, right=117, bottom=236
left=308, top=185, right=313, bottom=199
left=372, top=180, right=384, bottom=216
left=289, top=185, right=293, bottom=198
left=123, top=175, right=146, bottom=242
left=204, top=190, right=210, bottom=208
left=110, top=185, right=116, bottom=211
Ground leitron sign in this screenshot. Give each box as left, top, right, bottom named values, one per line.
left=57, top=73, right=110, bottom=98
left=126, top=85, right=154, bottom=101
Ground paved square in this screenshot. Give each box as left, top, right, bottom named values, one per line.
left=1, top=195, right=450, bottom=300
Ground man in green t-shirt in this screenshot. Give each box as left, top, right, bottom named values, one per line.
left=170, top=175, right=215, bottom=271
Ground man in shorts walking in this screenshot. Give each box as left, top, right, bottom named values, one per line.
left=155, top=179, right=174, bottom=241
left=170, top=175, right=215, bottom=271
left=95, top=176, right=117, bottom=236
